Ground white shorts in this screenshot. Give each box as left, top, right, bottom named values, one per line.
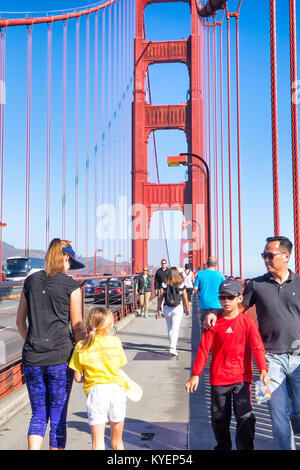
left=86, top=383, right=127, bottom=425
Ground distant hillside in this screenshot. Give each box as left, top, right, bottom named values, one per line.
left=1, top=241, right=154, bottom=274
left=2, top=241, right=45, bottom=261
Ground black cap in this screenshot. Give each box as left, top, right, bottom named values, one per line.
left=219, top=279, right=242, bottom=296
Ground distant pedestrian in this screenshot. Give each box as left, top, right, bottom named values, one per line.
left=181, top=263, right=195, bottom=310
left=204, top=236, right=300, bottom=450
left=186, top=279, right=270, bottom=450
left=154, top=259, right=170, bottom=318
left=69, top=306, right=129, bottom=450
left=16, top=238, right=85, bottom=450
left=193, top=256, right=225, bottom=324
left=157, top=267, right=190, bottom=356
left=136, top=266, right=152, bottom=318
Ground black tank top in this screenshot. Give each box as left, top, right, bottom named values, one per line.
left=22, top=270, right=80, bottom=366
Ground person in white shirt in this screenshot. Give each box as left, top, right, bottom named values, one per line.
left=157, top=267, right=190, bottom=356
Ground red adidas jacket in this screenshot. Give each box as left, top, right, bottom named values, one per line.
left=192, top=313, right=268, bottom=385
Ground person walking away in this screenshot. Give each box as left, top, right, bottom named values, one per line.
left=182, top=263, right=195, bottom=311
left=186, top=279, right=270, bottom=450
left=193, top=256, right=225, bottom=326
left=69, top=306, right=129, bottom=450
left=136, top=266, right=152, bottom=318
left=16, top=238, right=85, bottom=450
left=204, top=236, right=300, bottom=450
left=154, top=259, right=170, bottom=318
left=157, top=267, right=189, bottom=356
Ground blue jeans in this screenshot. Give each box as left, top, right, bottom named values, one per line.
left=266, top=353, right=300, bottom=450
left=23, top=363, right=73, bottom=449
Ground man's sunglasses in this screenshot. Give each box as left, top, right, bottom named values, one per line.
left=219, top=294, right=237, bottom=301
left=261, top=252, right=282, bottom=260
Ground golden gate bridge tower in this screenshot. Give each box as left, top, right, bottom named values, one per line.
left=132, top=0, right=207, bottom=273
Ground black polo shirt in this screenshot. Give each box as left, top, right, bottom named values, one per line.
left=243, top=271, right=300, bottom=354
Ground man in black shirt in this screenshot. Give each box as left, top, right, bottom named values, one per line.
left=154, top=259, right=170, bottom=318
left=204, top=236, right=300, bottom=450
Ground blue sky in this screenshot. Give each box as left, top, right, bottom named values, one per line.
left=0, top=0, right=300, bottom=277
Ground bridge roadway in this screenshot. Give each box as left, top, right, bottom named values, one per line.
left=0, top=294, right=298, bottom=451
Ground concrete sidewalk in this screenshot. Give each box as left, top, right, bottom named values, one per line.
left=0, top=296, right=296, bottom=450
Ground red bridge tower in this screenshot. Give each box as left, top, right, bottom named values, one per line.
left=132, top=0, right=207, bottom=272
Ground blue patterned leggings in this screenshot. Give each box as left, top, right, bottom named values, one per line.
left=23, top=363, right=73, bottom=449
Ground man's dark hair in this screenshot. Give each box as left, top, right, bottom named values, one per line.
left=185, top=263, right=190, bottom=270
left=161, top=259, right=167, bottom=264
left=266, top=236, right=293, bottom=254
left=206, top=256, right=217, bottom=267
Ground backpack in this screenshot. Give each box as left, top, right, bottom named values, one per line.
left=164, top=284, right=182, bottom=307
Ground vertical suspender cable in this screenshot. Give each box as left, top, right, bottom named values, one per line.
left=203, top=22, right=208, bottom=265
left=118, top=0, right=124, bottom=265
left=62, top=20, right=67, bottom=240
left=235, top=12, right=242, bottom=278
left=144, top=20, right=171, bottom=267
left=75, top=18, right=80, bottom=255
left=46, top=23, right=52, bottom=249
left=207, top=24, right=211, bottom=175
left=213, top=22, right=219, bottom=267
left=101, top=9, right=106, bottom=273
left=203, top=23, right=207, bottom=163
left=122, top=0, right=127, bottom=267
left=270, top=0, right=280, bottom=237
left=75, top=18, right=80, bottom=254
left=107, top=6, right=112, bottom=267
left=218, top=19, right=226, bottom=274
left=0, top=28, right=6, bottom=278
left=226, top=13, right=233, bottom=276
left=289, top=0, right=300, bottom=274
left=127, top=0, right=132, bottom=264
left=85, top=14, right=90, bottom=271
left=25, top=25, right=33, bottom=258
left=113, top=2, right=117, bottom=266
left=94, top=11, right=99, bottom=273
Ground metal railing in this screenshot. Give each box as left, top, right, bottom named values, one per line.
left=0, top=273, right=151, bottom=399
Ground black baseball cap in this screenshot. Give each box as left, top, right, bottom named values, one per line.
left=62, top=247, right=85, bottom=270
left=219, top=279, right=242, bottom=296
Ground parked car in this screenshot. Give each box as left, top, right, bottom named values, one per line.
left=84, top=279, right=101, bottom=298
left=94, top=280, right=130, bottom=304
left=124, top=277, right=133, bottom=290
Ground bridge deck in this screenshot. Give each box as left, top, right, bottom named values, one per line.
left=0, top=295, right=298, bottom=450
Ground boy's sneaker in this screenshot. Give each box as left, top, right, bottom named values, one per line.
left=143, top=312, right=148, bottom=318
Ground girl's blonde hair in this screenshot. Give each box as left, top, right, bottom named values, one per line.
left=45, top=238, right=72, bottom=277
left=166, top=267, right=183, bottom=287
left=78, top=306, right=114, bottom=351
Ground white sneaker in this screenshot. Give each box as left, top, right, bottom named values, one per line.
left=169, top=348, right=178, bottom=356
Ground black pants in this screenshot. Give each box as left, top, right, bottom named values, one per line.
left=210, top=382, right=256, bottom=450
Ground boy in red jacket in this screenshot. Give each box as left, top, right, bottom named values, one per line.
left=186, top=279, right=270, bottom=450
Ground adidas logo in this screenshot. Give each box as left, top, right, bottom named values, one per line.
left=225, top=327, right=233, bottom=334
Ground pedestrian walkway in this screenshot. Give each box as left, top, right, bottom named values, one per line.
left=0, top=295, right=298, bottom=450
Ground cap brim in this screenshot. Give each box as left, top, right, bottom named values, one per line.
left=69, top=259, right=85, bottom=270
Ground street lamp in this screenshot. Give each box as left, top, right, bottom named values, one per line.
left=94, top=249, right=103, bottom=275
left=114, top=254, right=122, bottom=275
left=127, top=257, right=134, bottom=275
left=0, top=222, right=7, bottom=281
left=167, top=152, right=211, bottom=258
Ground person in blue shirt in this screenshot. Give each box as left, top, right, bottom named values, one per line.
left=194, top=256, right=225, bottom=323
